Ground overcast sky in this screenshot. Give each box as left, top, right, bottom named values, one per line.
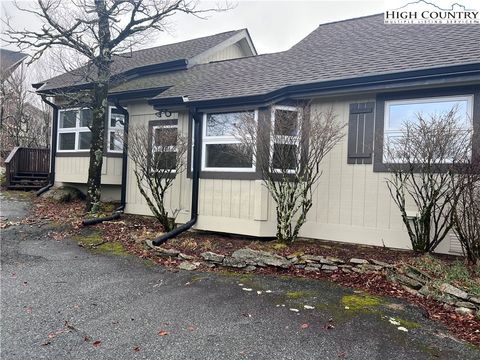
left=1, top=0, right=386, bottom=55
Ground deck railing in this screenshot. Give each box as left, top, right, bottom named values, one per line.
left=4, top=147, right=50, bottom=188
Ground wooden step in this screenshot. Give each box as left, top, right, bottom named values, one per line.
left=7, top=184, right=45, bottom=190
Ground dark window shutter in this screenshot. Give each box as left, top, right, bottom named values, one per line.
left=347, top=102, right=375, bottom=164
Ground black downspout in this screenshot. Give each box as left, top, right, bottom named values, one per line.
left=82, top=100, right=129, bottom=226
left=114, top=99, right=129, bottom=212
left=36, top=96, right=58, bottom=196
left=148, top=109, right=202, bottom=247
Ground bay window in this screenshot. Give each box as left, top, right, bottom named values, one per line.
left=58, top=108, right=91, bottom=152
left=57, top=107, right=124, bottom=153
left=108, top=108, right=125, bottom=153
left=152, top=122, right=178, bottom=170
left=271, top=106, right=301, bottom=172
left=202, top=111, right=256, bottom=172
left=383, top=95, right=473, bottom=163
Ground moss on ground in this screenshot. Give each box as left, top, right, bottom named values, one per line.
left=395, top=318, right=421, bottom=330
left=0, top=190, right=34, bottom=200
left=74, top=232, right=103, bottom=247
left=286, top=291, right=312, bottom=299
left=341, top=293, right=383, bottom=311
left=94, top=242, right=128, bottom=256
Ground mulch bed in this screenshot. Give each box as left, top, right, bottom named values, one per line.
left=13, top=194, right=480, bottom=347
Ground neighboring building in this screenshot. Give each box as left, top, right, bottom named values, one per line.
left=1, top=49, right=27, bottom=155
left=34, top=15, right=480, bottom=255
left=1, top=49, right=50, bottom=155
left=0, top=49, right=27, bottom=81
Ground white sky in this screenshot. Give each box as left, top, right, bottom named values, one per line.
left=1, top=0, right=385, bottom=54
left=1, top=0, right=477, bottom=83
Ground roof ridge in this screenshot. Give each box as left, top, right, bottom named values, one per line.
left=315, top=12, right=383, bottom=28
left=199, top=51, right=284, bottom=66
left=117, top=29, right=244, bottom=57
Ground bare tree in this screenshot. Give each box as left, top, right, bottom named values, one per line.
left=451, top=158, right=480, bottom=264
left=0, top=63, right=49, bottom=154
left=235, top=104, right=344, bottom=243
left=2, top=0, right=230, bottom=212
left=384, top=107, right=473, bottom=252
left=128, top=122, right=187, bottom=231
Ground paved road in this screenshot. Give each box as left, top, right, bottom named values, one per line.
left=1, top=193, right=479, bottom=359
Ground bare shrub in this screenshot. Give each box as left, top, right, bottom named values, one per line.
left=451, top=159, right=480, bottom=264
left=235, top=103, right=344, bottom=243
left=128, top=123, right=187, bottom=231
left=384, top=107, right=472, bottom=252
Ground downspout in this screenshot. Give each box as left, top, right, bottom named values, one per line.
left=36, top=96, right=58, bottom=196
left=82, top=99, right=129, bottom=226
left=114, top=99, right=129, bottom=212
left=147, top=109, right=202, bottom=247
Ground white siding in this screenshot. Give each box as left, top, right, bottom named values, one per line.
left=123, top=99, right=459, bottom=255
left=55, top=156, right=122, bottom=185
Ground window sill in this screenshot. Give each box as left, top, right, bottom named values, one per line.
left=187, top=170, right=262, bottom=180
left=56, top=151, right=124, bottom=158
left=373, top=161, right=467, bottom=173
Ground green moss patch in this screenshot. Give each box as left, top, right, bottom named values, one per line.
left=286, top=291, right=312, bottom=300
left=341, top=293, right=383, bottom=311
left=74, top=232, right=103, bottom=247
left=94, top=242, right=128, bottom=256
left=1, top=190, right=34, bottom=200
left=396, top=318, right=421, bottom=330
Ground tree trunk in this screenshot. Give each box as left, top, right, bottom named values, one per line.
left=85, top=0, right=111, bottom=212
left=85, top=81, right=108, bottom=212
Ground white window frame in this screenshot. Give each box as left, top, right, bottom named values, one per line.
left=57, top=108, right=91, bottom=152
left=384, top=95, right=474, bottom=162
left=152, top=123, right=178, bottom=172
left=201, top=110, right=257, bottom=172
left=107, top=106, right=126, bottom=153
left=270, top=105, right=301, bottom=174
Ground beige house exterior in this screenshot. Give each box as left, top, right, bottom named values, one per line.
left=35, top=15, right=479, bottom=256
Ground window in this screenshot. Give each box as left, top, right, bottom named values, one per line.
left=384, top=95, right=473, bottom=162
left=271, top=106, right=300, bottom=172
left=57, top=107, right=125, bottom=153
left=152, top=123, right=178, bottom=170
left=58, top=108, right=92, bottom=151
left=108, top=108, right=125, bottom=153
left=202, top=111, right=256, bottom=172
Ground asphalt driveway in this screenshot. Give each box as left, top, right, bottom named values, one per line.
left=1, top=193, right=479, bottom=359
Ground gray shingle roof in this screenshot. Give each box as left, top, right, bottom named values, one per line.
left=111, top=14, right=480, bottom=103
left=36, top=29, right=245, bottom=91
left=0, top=49, right=27, bottom=78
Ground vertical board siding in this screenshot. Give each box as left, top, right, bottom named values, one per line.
left=55, top=156, right=122, bottom=185
left=123, top=99, right=452, bottom=254
left=125, top=103, right=187, bottom=217
left=200, top=43, right=245, bottom=63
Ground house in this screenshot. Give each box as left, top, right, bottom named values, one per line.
left=0, top=49, right=27, bottom=81
left=33, top=14, right=480, bottom=255
left=1, top=49, right=28, bottom=155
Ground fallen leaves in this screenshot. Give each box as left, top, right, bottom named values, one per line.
left=323, top=318, right=335, bottom=330
left=20, top=195, right=480, bottom=347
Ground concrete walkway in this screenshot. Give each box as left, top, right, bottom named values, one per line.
left=1, top=193, right=479, bottom=359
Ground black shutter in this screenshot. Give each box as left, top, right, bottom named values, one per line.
left=347, top=102, right=375, bottom=164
